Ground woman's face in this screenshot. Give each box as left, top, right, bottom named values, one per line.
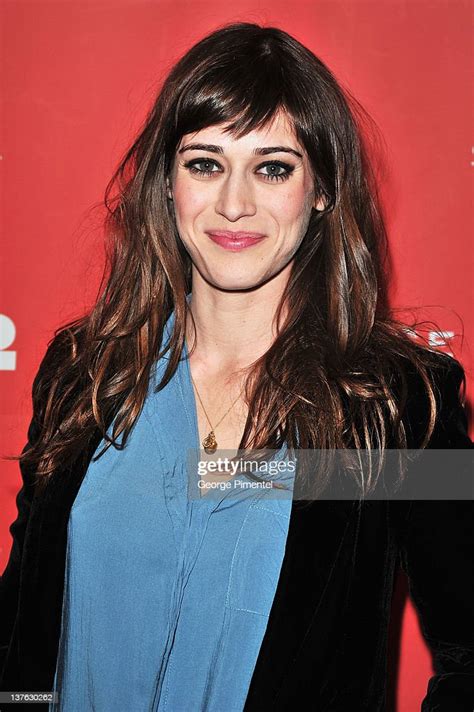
left=168, top=110, right=324, bottom=291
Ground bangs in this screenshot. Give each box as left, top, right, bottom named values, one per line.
left=173, top=52, right=296, bottom=142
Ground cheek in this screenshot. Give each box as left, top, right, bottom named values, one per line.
left=172, top=181, right=207, bottom=223
left=273, top=186, right=313, bottom=227
left=171, top=186, right=207, bottom=254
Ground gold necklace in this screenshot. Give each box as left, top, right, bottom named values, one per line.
left=190, top=371, right=244, bottom=454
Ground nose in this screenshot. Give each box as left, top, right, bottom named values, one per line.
left=214, top=170, right=257, bottom=222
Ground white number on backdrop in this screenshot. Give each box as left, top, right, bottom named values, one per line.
left=0, top=314, right=16, bottom=370
left=402, top=327, right=455, bottom=352
left=428, top=331, right=455, bottom=348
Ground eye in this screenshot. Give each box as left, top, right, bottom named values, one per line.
left=183, top=159, right=221, bottom=177
left=183, top=158, right=294, bottom=183
left=256, top=161, right=294, bottom=182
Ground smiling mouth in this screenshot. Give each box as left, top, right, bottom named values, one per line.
left=205, top=231, right=266, bottom=252
left=205, top=230, right=266, bottom=240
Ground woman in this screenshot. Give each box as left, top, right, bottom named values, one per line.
left=1, top=21, right=473, bottom=712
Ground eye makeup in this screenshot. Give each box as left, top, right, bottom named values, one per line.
left=182, top=158, right=295, bottom=183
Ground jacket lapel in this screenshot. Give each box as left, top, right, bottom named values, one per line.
left=15, top=428, right=105, bottom=689
left=244, top=497, right=359, bottom=709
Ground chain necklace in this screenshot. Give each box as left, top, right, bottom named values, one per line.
left=190, top=371, right=244, bottom=454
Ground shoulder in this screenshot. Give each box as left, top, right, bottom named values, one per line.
left=403, top=350, right=466, bottom=409
left=32, top=326, right=85, bottom=397
left=399, top=350, right=471, bottom=448
left=35, top=328, right=78, bottom=377
left=28, top=327, right=84, bottom=434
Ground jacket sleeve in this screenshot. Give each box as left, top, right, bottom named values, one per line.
left=397, top=355, right=474, bottom=711
left=0, top=335, right=61, bottom=674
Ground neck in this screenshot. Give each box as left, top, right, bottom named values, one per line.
left=185, top=271, right=289, bottom=373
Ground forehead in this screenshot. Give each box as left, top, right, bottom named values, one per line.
left=177, top=110, right=302, bottom=151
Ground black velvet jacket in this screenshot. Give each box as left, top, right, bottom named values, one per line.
left=1, top=339, right=473, bottom=711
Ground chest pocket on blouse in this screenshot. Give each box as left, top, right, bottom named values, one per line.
left=225, top=499, right=291, bottom=617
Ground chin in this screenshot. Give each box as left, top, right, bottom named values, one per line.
left=203, top=271, right=277, bottom=293
left=209, top=281, right=262, bottom=293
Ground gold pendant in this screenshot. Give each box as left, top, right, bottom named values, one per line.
left=203, top=430, right=217, bottom=454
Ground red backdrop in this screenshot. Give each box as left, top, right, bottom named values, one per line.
left=1, top=2, right=472, bottom=710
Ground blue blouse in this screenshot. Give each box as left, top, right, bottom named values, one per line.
left=50, top=302, right=295, bottom=712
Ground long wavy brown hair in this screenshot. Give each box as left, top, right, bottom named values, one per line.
left=7, top=22, right=464, bottom=499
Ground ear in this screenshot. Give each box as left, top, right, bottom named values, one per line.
left=166, top=177, right=173, bottom=201
left=314, top=194, right=327, bottom=211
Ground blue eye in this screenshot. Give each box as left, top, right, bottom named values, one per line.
left=183, top=158, right=294, bottom=182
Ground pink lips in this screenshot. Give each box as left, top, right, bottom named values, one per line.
left=205, top=230, right=266, bottom=252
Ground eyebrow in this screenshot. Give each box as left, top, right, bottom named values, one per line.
left=178, top=143, right=303, bottom=159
